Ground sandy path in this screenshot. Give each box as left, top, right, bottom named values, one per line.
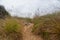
left=22, top=23, right=43, bottom=40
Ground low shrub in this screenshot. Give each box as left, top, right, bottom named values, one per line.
left=4, top=19, right=19, bottom=33
left=2, top=18, right=23, bottom=40
left=32, top=12, right=60, bottom=40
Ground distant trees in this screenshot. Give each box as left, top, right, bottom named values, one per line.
left=0, top=5, right=10, bottom=18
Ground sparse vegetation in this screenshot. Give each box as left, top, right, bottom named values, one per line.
left=0, top=18, right=23, bottom=40
left=32, top=12, right=60, bottom=40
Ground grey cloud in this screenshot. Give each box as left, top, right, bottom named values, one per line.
left=0, top=0, right=60, bottom=18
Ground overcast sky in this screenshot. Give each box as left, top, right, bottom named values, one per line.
left=0, top=0, right=60, bottom=18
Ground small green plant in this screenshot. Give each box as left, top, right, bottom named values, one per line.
left=4, top=19, right=19, bottom=33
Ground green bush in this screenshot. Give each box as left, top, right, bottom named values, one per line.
left=4, top=19, right=19, bottom=33
left=0, top=18, right=23, bottom=40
